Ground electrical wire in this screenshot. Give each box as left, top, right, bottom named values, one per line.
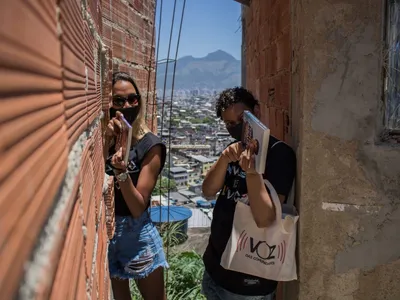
left=145, top=0, right=159, bottom=132
left=165, top=0, right=187, bottom=285
left=154, top=0, right=165, bottom=232
left=159, top=2, right=178, bottom=285
left=151, top=0, right=187, bottom=290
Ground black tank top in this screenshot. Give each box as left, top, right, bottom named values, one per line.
left=105, top=132, right=166, bottom=216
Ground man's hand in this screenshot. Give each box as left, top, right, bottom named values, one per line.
left=221, top=142, right=244, bottom=163
left=239, top=149, right=257, bottom=174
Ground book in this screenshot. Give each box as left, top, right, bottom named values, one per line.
left=241, top=110, right=270, bottom=174
left=115, top=116, right=133, bottom=167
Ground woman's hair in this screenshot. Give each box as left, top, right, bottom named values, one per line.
left=112, top=71, right=150, bottom=140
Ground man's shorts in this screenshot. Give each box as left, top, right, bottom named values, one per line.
left=201, top=271, right=275, bottom=300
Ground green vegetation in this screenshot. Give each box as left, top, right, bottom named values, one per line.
left=153, top=176, right=177, bottom=196
left=191, top=116, right=215, bottom=124
left=170, top=119, right=180, bottom=127
left=130, top=222, right=205, bottom=300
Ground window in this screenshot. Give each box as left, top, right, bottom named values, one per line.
left=384, top=0, right=400, bottom=132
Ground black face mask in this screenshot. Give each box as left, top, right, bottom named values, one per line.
left=110, top=105, right=140, bottom=126
left=227, top=122, right=243, bottom=141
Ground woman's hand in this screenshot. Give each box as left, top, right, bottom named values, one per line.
left=110, top=147, right=126, bottom=172
left=239, top=149, right=257, bottom=175
left=105, top=113, right=123, bottom=138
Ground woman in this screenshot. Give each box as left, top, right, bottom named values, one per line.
left=105, top=72, right=168, bottom=300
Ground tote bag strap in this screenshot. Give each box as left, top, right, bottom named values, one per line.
left=270, top=140, right=296, bottom=207
left=286, top=179, right=295, bottom=206
left=264, top=180, right=283, bottom=227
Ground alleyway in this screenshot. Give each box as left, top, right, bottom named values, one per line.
left=1, top=0, right=399, bottom=300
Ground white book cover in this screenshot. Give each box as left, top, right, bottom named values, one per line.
left=241, top=110, right=270, bottom=174
left=116, top=116, right=133, bottom=167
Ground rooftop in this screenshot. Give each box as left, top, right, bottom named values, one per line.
left=190, top=155, right=214, bottom=163
left=178, top=190, right=197, bottom=197
left=169, top=166, right=188, bottom=173
left=165, top=192, right=190, bottom=203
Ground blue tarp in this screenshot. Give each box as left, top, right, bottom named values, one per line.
left=196, top=200, right=212, bottom=208
left=149, top=206, right=192, bottom=223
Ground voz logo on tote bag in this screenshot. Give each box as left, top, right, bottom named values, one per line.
left=220, top=180, right=298, bottom=281
left=236, top=230, right=287, bottom=265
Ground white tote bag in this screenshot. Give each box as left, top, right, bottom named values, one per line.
left=220, top=180, right=299, bottom=281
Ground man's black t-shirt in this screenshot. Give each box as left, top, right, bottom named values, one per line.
left=105, top=132, right=166, bottom=216
left=203, top=136, right=296, bottom=296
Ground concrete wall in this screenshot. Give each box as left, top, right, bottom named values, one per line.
left=0, top=0, right=156, bottom=299
left=243, top=0, right=400, bottom=299
left=292, top=1, right=400, bottom=299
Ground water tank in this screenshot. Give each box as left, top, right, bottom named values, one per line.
left=148, top=206, right=192, bottom=244
left=196, top=200, right=212, bottom=208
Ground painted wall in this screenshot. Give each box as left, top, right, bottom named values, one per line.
left=243, top=0, right=400, bottom=299
left=0, top=0, right=156, bottom=298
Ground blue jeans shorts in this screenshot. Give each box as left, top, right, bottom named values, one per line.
left=201, top=271, right=275, bottom=300
left=108, top=212, right=168, bottom=280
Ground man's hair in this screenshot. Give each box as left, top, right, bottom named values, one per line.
left=112, top=71, right=141, bottom=96
left=215, top=87, right=259, bottom=118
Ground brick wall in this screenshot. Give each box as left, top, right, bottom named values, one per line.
left=0, top=0, right=156, bottom=299
left=243, top=0, right=291, bottom=143
left=102, top=0, right=157, bottom=131
left=242, top=1, right=292, bottom=299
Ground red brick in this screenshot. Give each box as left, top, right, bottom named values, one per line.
left=259, top=50, right=267, bottom=78
left=266, top=44, right=277, bottom=76
left=276, top=29, right=290, bottom=72
left=277, top=73, right=290, bottom=110
left=283, top=110, right=291, bottom=143
left=102, top=0, right=111, bottom=20
left=75, top=257, right=87, bottom=300
left=91, top=264, right=99, bottom=299
left=0, top=0, right=156, bottom=298
left=102, top=22, right=112, bottom=48
left=132, top=0, right=144, bottom=14
left=259, top=103, right=269, bottom=126
left=270, top=108, right=284, bottom=140
left=50, top=202, right=85, bottom=299
left=60, top=0, right=89, bottom=146
left=0, top=122, right=68, bottom=299
left=255, top=79, right=261, bottom=101
left=111, top=0, right=129, bottom=29
left=85, top=23, right=101, bottom=123
left=85, top=199, right=97, bottom=277
left=125, top=34, right=136, bottom=63
left=104, top=176, right=116, bottom=240
left=259, top=76, right=270, bottom=104
left=80, top=141, right=95, bottom=221
left=88, top=0, right=102, bottom=34
left=112, top=27, right=124, bottom=60
left=268, top=106, right=277, bottom=137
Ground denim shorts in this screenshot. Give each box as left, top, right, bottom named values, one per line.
left=201, top=271, right=275, bottom=300
left=108, top=212, right=168, bottom=280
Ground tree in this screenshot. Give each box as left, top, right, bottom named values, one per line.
left=152, top=176, right=177, bottom=195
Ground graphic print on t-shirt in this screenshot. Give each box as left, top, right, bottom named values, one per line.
left=220, top=163, right=249, bottom=205
left=126, top=158, right=139, bottom=174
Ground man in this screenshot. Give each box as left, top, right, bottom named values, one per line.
left=202, top=87, right=296, bottom=300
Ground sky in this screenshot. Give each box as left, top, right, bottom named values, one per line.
left=155, top=0, right=242, bottom=61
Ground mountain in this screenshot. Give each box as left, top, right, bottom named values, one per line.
left=156, top=50, right=241, bottom=91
